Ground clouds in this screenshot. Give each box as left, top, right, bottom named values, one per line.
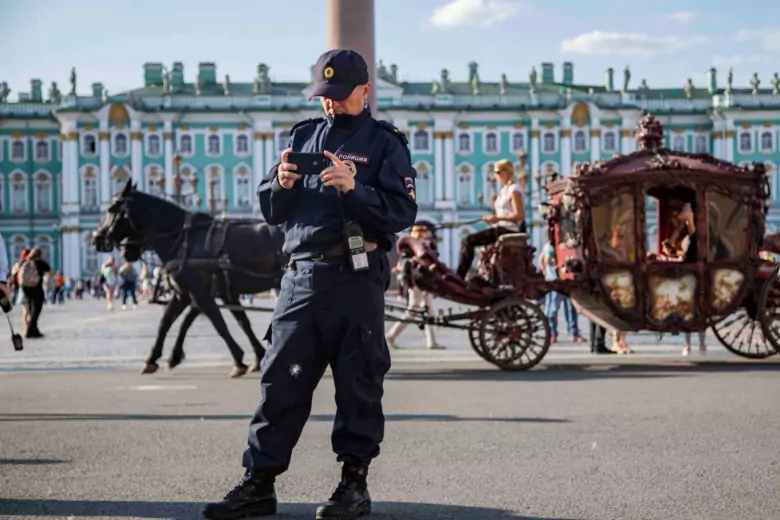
left=561, top=31, right=707, bottom=57
left=712, top=54, right=764, bottom=68
left=734, top=28, right=780, bottom=51
left=668, top=11, right=698, bottom=24
left=428, top=0, right=525, bottom=29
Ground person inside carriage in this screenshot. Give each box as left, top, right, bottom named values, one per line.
left=456, top=159, right=527, bottom=280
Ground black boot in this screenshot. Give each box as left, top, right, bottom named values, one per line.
left=316, top=463, right=372, bottom=519
left=202, top=471, right=277, bottom=520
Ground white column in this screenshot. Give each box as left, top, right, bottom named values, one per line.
left=620, top=129, right=633, bottom=154
left=443, top=132, right=454, bottom=200
left=264, top=137, right=275, bottom=181
left=590, top=127, right=601, bottom=162
left=163, top=120, right=174, bottom=198
left=99, top=123, right=111, bottom=208
left=530, top=119, right=540, bottom=177
left=251, top=118, right=272, bottom=215
left=130, top=120, right=143, bottom=186
left=434, top=132, right=444, bottom=201
left=725, top=129, right=735, bottom=162
left=560, top=125, right=571, bottom=177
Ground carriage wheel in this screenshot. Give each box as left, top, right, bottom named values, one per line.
left=468, top=317, right=490, bottom=362
left=758, top=268, right=780, bottom=353
left=478, top=298, right=551, bottom=371
left=711, top=309, right=777, bottom=359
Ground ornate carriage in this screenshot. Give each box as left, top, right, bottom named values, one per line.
left=387, top=114, right=780, bottom=371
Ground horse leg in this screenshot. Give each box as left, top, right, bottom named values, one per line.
left=142, top=294, right=189, bottom=374
left=189, top=293, right=249, bottom=378
left=167, top=306, right=201, bottom=371
left=225, top=296, right=265, bottom=373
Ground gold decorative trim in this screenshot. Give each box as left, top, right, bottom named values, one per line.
left=208, top=126, right=219, bottom=132
left=530, top=130, right=541, bottom=138
left=163, top=132, right=173, bottom=140
left=672, top=127, right=684, bottom=134
left=575, top=121, right=585, bottom=128
left=725, top=130, right=736, bottom=138
left=237, top=124, right=248, bottom=130
left=114, top=123, right=125, bottom=130
left=130, top=132, right=143, bottom=141
left=711, top=131, right=724, bottom=139
left=35, top=132, right=47, bottom=139
left=763, top=121, right=773, bottom=128
left=604, top=122, right=616, bottom=128
left=486, top=125, right=498, bottom=130
left=99, top=132, right=110, bottom=140
left=559, top=129, right=571, bottom=137
left=740, top=123, right=752, bottom=129
left=544, top=123, right=555, bottom=129
left=179, top=125, right=190, bottom=131
left=621, top=129, right=633, bottom=137
left=148, top=125, right=158, bottom=132
left=458, top=123, right=469, bottom=129
left=434, top=131, right=453, bottom=139
left=590, top=129, right=601, bottom=137
left=279, top=123, right=292, bottom=129
left=60, top=226, right=82, bottom=233
left=83, top=124, right=94, bottom=131
left=11, top=131, right=23, bottom=138
left=513, top=122, right=524, bottom=129
left=416, top=122, right=427, bottom=130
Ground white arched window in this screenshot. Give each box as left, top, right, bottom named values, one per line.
left=542, top=132, right=556, bottom=153
left=695, top=134, right=708, bottom=154
left=761, top=131, right=774, bottom=152
left=456, top=163, right=474, bottom=205
left=36, top=236, right=51, bottom=265
left=739, top=132, right=752, bottom=153
left=234, top=164, right=252, bottom=208
left=111, top=166, right=131, bottom=197
left=11, top=140, right=25, bottom=161
left=458, top=133, right=471, bottom=153
left=178, top=165, right=199, bottom=209
left=179, top=134, right=193, bottom=155
left=35, top=140, right=50, bottom=162
left=603, top=132, right=617, bottom=152
left=573, top=130, right=587, bottom=152
left=207, top=134, right=221, bottom=156
left=236, top=134, right=250, bottom=155
left=146, top=134, right=162, bottom=156
left=277, top=130, right=290, bottom=153
left=83, top=236, right=98, bottom=272
left=413, top=130, right=429, bottom=151
left=482, top=162, right=497, bottom=205
left=113, top=133, right=128, bottom=156
left=206, top=165, right=225, bottom=211
left=10, top=172, right=27, bottom=213
left=82, top=134, right=97, bottom=156
left=484, top=132, right=498, bottom=153
left=81, top=166, right=99, bottom=208
left=11, top=235, right=27, bottom=262
left=413, top=161, right=432, bottom=205
left=512, top=132, right=524, bottom=152
left=672, top=135, right=686, bottom=152
left=146, top=165, right=163, bottom=196
left=34, top=171, right=53, bottom=213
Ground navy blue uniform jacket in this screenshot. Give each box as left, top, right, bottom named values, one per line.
left=257, top=110, right=419, bottom=259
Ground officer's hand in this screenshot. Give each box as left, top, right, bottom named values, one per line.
left=321, top=151, right=356, bottom=193
left=278, top=148, right=300, bottom=189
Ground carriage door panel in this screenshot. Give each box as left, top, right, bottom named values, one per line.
left=591, top=192, right=638, bottom=315
left=707, top=191, right=749, bottom=317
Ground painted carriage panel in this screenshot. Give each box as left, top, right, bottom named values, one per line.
left=601, top=270, right=636, bottom=310
left=648, top=274, right=697, bottom=323
left=711, top=269, right=746, bottom=313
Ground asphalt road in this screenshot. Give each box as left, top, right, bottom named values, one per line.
left=1, top=298, right=780, bottom=519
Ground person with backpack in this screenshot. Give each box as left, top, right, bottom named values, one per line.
left=119, top=260, right=138, bottom=309
left=17, top=247, right=51, bottom=338
left=10, top=248, right=30, bottom=325
left=101, top=256, right=118, bottom=310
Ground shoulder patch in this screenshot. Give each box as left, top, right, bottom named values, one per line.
left=375, top=120, right=408, bottom=146
left=290, top=117, right=325, bottom=133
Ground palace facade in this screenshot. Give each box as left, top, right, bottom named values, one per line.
left=2, top=61, right=780, bottom=277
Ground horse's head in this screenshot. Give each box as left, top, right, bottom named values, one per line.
left=92, top=180, right=145, bottom=262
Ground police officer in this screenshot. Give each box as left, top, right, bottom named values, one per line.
left=203, top=49, right=418, bottom=520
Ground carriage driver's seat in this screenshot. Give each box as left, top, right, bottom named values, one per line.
left=497, top=233, right=528, bottom=246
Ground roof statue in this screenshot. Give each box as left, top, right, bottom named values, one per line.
left=727, top=68, right=734, bottom=93
left=751, top=73, right=760, bottom=96
left=684, top=78, right=693, bottom=99
left=223, top=74, right=231, bottom=96
left=162, top=70, right=170, bottom=94
left=48, top=81, right=61, bottom=104
left=622, top=65, right=631, bottom=93
left=0, top=82, right=10, bottom=103
left=772, top=72, right=780, bottom=96
left=529, top=66, right=537, bottom=93
left=69, top=67, right=77, bottom=95
left=499, top=73, right=508, bottom=95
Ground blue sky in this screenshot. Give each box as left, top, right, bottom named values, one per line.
left=0, top=0, right=778, bottom=98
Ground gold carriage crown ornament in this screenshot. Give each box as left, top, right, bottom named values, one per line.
left=635, top=114, right=664, bottom=152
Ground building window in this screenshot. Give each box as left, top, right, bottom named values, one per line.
left=739, top=132, right=752, bottom=153
left=82, top=168, right=98, bottom=208
left=236, top=134, right=250, bottom=155
left=234, top=165, right=252, bottom=208
left=84, top=242, right=98, bottom=273
left=147, top=135, right=161, bottom=156
left=11, top=140, right=25, bottom=161
left=112, top=168, right=130, bottom=197
left=146, top=166, right=163, bottom=196
left=113, top=133, right=128, bottom=156
left=573, top=130, right=587, bottom=152
left=484, top=132, right=498, bottom=153
left=413, top=130, right=429, bottom=151
left=603, top=132, right=617, bottom=152
left=11, top=173, right=27, bottom=213
left=35, top=140, right=50, bottom=162
left=457, top=164, right=474, bottom=205
left=672, top=135, right=686, bottom=152
left=82, top=134, right=97, bottom=156
left=207, top=134, right=221, bottom=156
left=277, top=131, right=290, bottom=153
left=413, top=161, right=432, bottom=205
left=179, top=134, right=193, bottom=155
left=512, top=132, right=525, bottom=152
left=11, top=236, right=27, bottom=262
left=458, top=133, right=471, bottom=153
left=694, top=134, right=708, bottom=154
left=36, top=238, right=51, bottom=266
left=761, top=131, right=774, bottom=152
left=542, top=132, right=556, bottom=153
left=34, top=172, right=52, bottom=213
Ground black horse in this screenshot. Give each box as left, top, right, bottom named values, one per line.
left=92, top=181, right=287, bottom=378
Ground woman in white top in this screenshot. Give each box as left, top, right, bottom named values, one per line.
left=456, top=159, right=527, bottom=279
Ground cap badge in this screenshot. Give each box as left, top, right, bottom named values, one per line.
left=324, top=67, right=334, bottom=79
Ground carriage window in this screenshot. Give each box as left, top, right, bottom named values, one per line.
left=591, top=193, right=635, bottom=263
left=707, top=192, right=748, bottom=261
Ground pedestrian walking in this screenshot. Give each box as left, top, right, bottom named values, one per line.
left=203, top=48, right=418, bottom=520
left=17, top=247, right=51, bottom=338
left=119, top=261, right=138, bottom=309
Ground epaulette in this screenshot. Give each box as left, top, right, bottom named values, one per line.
left=375, top=120, right=408, bottom=146
left=290, top=117, right=325, bottom=132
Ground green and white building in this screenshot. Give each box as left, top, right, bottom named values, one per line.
left=2, top=61, right=780, bottom=278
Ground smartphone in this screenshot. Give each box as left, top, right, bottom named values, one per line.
left=286, top=152, right=329, bottom=175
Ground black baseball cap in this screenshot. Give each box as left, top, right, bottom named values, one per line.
left=309, top=49, right=370, bottom=101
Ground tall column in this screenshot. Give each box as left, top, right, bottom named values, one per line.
left=130, top=120, right=143, bottom=186
left=163, top=120, right=174, bottom=198
left=434, top=132, right=445, bottom=201
left=59, top=127, right=81, bottom=279
left=252, top=120, right=272, bottom=214
left=620, top=129, right=634, bottom=154
left=99, top=122, right=111, bottom=208
left=264, top=134, right=275, bottom=181
left=327, top=0, right=376, bottom=114
left=530, top=118, right=540, bottom=178
left=442, top=132, right=454, bottom=200
left=590, top=128, right=601, bottom=162
left=560, top=126, right=571, bottom=177
left=725, top=129, right=735, bottom=162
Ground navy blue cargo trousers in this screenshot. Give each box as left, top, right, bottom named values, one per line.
left=242, top=249, right=391, bottom=475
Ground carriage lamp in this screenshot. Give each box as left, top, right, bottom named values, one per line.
left=208, top=179, right=217, bottom=213
left=157, top=176, right=165, bottom=191
left=222, top=197, right=229, bottom=211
